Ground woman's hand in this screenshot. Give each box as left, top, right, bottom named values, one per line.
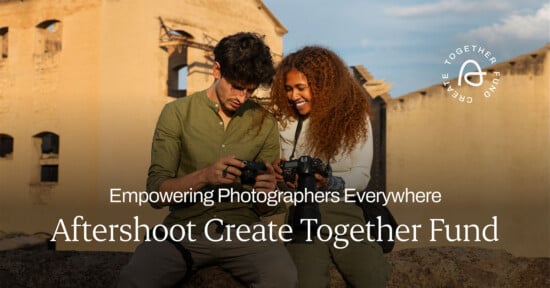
left=314, top=173, right=329, bottom=190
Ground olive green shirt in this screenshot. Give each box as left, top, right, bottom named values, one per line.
left=147, top=90, right=281, bottom=228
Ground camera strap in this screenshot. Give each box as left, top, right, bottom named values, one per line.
left=289, top=116, right=304, bottom=160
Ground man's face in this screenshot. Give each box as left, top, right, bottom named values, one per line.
left=213, top=64, right=258, bottom=117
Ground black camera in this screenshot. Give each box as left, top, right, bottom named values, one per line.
left=279, top=156, right=331, bottom=183
left=279, top=156, right=331, bottom=243
left=239, top=160, right=267, bottom=186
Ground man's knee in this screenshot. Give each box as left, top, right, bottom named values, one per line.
left=117, top=240, right=190, bottom=288
left=259, top=254, right=298, bottom=288
left=117, top=256, right=190, bottom=288
left=260, top=267, right=298, bottom=288
left=117, top=263, right=142, bottom=288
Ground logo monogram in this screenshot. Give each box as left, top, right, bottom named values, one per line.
left=458, top=59, right=487, bottom=87
left=441, top=45, right=501, bottom=104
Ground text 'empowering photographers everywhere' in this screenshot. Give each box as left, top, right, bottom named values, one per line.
left=108, top=187, right=443, bottom=207
left=441, top=45, right=501, bottom=104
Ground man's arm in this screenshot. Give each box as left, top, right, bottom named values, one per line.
left=147, top=103, right=245, bottom=208
left=146, top=103, right=182, bottom=197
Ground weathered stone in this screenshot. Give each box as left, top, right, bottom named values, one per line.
left=385, top=247, right=550, bottom=288
left=1, top=245, right=548, bottom=288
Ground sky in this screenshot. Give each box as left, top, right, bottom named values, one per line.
left=263, top=0, right=550, bottom=97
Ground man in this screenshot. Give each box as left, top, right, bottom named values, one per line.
left=118, top=32, right=297, bottom=288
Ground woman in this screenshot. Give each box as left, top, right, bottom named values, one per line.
left=270, top=46, right=390, bottom=287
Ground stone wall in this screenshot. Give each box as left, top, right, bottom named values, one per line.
left=385, top=45, right=549, bottom=257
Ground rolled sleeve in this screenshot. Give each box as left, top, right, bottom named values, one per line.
left=146, top=103, right=182, bottom=194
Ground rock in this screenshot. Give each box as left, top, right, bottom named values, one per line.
left=385, top=247, right=550, bottom=288
left=0, top=248, right=130, bottom=288
left=0, top=233, right=53, bottom=251
left=0, top=244, right=548, bottom=288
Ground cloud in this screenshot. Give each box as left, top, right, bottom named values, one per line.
left=385, top=0, right=512, bottom=17
left=458, top=3, right=550, bottom=44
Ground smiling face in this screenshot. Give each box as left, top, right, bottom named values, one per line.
left=284, top=69, right=312, bottom=116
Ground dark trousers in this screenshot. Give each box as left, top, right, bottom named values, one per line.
left=117, top=223, right=298, bottom=288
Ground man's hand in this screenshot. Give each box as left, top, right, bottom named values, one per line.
left=272, top=158, right=285, bottom=183
left=157, top=155, right=244, bottom=207
left=253, top=163, right=278, bottom=215
left=253, top=163, right=277, bottom=192
left=204, top=155, right=245, bottom=186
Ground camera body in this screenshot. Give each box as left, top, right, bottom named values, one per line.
left=240, top=160, right=267, bottom=186
left=279, top=156, right=331, bottom=183
left=279, top=156, right=331, bottom=243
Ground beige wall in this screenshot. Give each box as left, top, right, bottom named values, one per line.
left=0, top=0, right=103, bottom=243
left=0, top=0, right=285, bottom=251
left=386, top=45, right=549, bottom=257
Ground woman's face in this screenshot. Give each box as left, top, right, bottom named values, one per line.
left=284, top=69, right=312, bottom=116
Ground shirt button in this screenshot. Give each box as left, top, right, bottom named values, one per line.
left=221, top=144, right=226, bottom=148
left=219, top=121, right=223, bottom=125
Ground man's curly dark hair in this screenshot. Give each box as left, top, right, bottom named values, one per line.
left=269, top=46, right=371, bottom=161
left=214, top=32, right=275, bottom=87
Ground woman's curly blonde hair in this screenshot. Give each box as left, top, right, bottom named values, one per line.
left=270, top=46, right=371, bottom=161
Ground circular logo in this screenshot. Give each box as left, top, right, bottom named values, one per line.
left=441, top=45, right=501, bottom=104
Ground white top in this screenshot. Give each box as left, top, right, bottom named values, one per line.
left=279, top=117, right=373, bottom=192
